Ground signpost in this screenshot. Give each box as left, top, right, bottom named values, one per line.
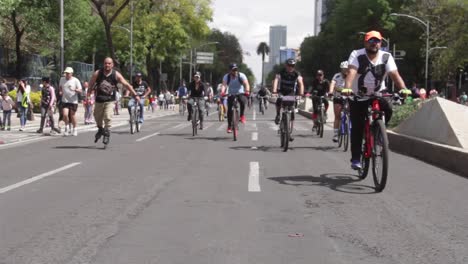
left=196, top=52, right=214, bottom=64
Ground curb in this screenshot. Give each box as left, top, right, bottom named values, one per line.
left=387, top=131, right=468, bottom=177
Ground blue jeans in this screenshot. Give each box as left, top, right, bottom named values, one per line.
left=127, top=98, right=145, bottom=121
left=17, top=102, right=28, bottom=127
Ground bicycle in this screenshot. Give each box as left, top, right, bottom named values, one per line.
left=352, top=92, right=390, bottom=192
left=258, top=96, right=268, bottom=115
left=191, top=97, right=204, bottom=136
left=125, top=96, right=141, bottom=134
left=278, top=95, right=300, bottom=152
left=337, top=95, right=351, bottom=152
left=230, top=94, right=242, bottom=141
left=179, top=96, right=187, bottom=116
left=312, top=95, right=327, bottom=138
left=217, top=96, right=226, bottom=122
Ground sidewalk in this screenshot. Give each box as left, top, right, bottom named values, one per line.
left=0, top=104, right=178, bottom=146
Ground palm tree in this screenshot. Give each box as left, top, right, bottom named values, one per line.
left=256, top=42, right=270, bottom=88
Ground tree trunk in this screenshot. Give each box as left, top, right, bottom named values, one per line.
left=103, top=24, right=119, bottom=68
left=11, top=11, right=24, bottom=79
left=261, top=53, right=265, bottom=87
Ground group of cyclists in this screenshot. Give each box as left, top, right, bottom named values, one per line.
left=86, top=30, right=410, bottom=172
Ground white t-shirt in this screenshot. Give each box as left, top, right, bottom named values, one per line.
left=60, top=76, right=82, bottom=104
left=332, top=73, right=346, bottom=96
left=16, top=85, right=31, bottom=103
left=348, top=49, right=397, bottom=95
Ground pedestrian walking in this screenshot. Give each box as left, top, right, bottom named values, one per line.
left=16, top=79, right=30, bottom=131
left=83, top=81, right=95, bottom=124
left=59, top=67, right=82, bottom=136
left=0, top=91, right=14, bottom=130
left=36, top=77, right=61, bottom=134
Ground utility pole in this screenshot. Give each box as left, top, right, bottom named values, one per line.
left=60, top=0, right=64, bottom=73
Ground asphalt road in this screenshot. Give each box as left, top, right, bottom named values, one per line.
left=0, top=102, right=467, bottom=264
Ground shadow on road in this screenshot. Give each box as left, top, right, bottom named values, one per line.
left=186, top=136, right=232, bottom=142
left=229, top=145, right=339, bottom=153
left=158, top=133, right=193, bottom=137
left=54, top=145, right=101, bottom=150
left=268, top=173, right=376, bottom=194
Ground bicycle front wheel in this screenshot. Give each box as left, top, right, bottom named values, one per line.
left=233, top=108, right=239, bottom=141
left=130, top=110, right=135, bottom=134
left=135, top=109, right=140, bottom=133
left=192, top=109, right=198, bottom=136
left=343, top=114, right=351, bottom=152
left=282, top=113, right=290, bottom=152
left=372, top=119, right=389, bottom=192
left=319, top=108, right=324, bottom=138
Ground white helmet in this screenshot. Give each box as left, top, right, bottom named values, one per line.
left=340, top=61, right=348, bottom=69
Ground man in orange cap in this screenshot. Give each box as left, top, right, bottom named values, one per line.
left=344, top=30, right=408, bottom=170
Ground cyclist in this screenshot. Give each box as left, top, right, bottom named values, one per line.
left=177, top=80, right=188, bottom=111
left=216, top=83, right=227, bottom=117
left=204, top=82, right=214, bottom=114
left=187, top=71, right=206, bottom=129
left=310, top=69, right=330, bottom=129
left=257, top=85, right=271, bottom=110
left=88, top=57, right=139, bottom=142
left=220, top=63, right=250, bottom=133
left=272, top=58, right=305, bottom=125
left=344, top=30, right=407, bottom=170
left=329, top=61, right=350, bottom=142
left=127, top=72, right=151, bottom=123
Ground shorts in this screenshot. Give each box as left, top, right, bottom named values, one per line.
left=62, top=103, right=78, bottom=113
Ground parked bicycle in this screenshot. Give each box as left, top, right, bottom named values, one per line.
left=352, top=92, right=391, bottom=192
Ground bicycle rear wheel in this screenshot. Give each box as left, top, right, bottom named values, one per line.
left=260, top=101, right=264, bottom=115
left=192, top=108, right=198, bottom=136
left=135, top=109, right=140, bottom=133
left=233, top=108, right=239, bottom=141
left=372, top=119, right=389, bottom=192
left=282, top=113, right=290, bottom=152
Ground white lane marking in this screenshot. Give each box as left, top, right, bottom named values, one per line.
left=253, top=107, right=256, bottom=121
left=169, top=122, right=191, bottom=130
left=248, top=162, right=261, bottom=192
left=0, top=162, right=82, bottom=194
left=252, top=132, right=258, bottom=141
left=269, top=123, right=278, bottom=131
left=246, top=123, right=258, bottom=131
left=136, top=132, right=160, bottom=142
left=202, top=122, right=214, bottom=130
left=251, top=146, right=258, bottom=150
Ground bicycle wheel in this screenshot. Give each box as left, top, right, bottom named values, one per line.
left=319, top=108, right=324, bottom=138
left=338, top=114, right=344, bottom=148
left=358, top=142, right=370, bottom=179
left=280, top=117, right=285, bottom=148
left=343, top=114, right=351, bottom=152
left=282, top=112, right=290, bottom=152
left=135, top=108, right=140, bottom=133
left=130, top=108, right=135, bottom=134
left=192, top=108, right=198, bottom=136
left=260, top=101, right=264, bottom=115
left=233, top=108, right=239, bottom=141
left=372, top=119, right=389, bottom=192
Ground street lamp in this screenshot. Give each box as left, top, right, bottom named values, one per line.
left=390, top=13, right=430, bottom=89
left=429, top=46, right=447, bottom=53
left=189, top=41, right=219, bottom=82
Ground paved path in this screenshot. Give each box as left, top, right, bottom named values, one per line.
left=0, top=102, right=466, bottom=264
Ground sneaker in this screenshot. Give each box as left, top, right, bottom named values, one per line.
left=274, top=115, right=280, bottom=125
left=19, top=127, right=24, bottom=131
left=72, top=128, right=78, bottom=136
left=240, top=115, right=246, bottom=124
left=333, top=134, right=339, bottom=142
left=138, top=119, right=143, bottom=124
left=227, top=127, right=233, bottom=133
left=36, top=129, right=43, bottom=134
left=199, top=122, right=203, bottom=130
left=63, top=127, right=69, bottom=136
left=7, top=127, right=10, bottom=131
left=351, top=160, right=362, bottom=170
left=52, top=127, right=61, bottom=134
left=187, top=114, right=192, bottom=121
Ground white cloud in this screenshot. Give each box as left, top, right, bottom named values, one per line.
left=210, top=0, right=316, bottom=83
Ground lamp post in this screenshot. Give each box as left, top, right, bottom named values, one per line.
left=390, top=13, right=430, bottom=89
left=60, top=0, right=64, bottom=73
left=189, top=41, right=219, bottom=82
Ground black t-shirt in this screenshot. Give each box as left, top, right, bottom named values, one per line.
left=132, top=80, right=149, bottom=96
left=311, top=79, right=330, bottom=96
left=188, top=81, right=205, bottom=97
left=258, top=88, right=268, bottom=96
left=278, top=69, right=300, bottom=95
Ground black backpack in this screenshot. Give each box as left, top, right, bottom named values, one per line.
left=226, top=73, right=244, bottom=85
left=357, top=53, right=390, bottom=89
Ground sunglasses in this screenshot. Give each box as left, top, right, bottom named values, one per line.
left=231, top=68, right=238, bottom=72
left=368, top=38, right=381, bottom=44
left=287, top=64, right=295, bottom=67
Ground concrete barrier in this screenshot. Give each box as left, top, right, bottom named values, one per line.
left=388, top=130, right=468, bottom=177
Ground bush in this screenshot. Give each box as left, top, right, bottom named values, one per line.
left=7, top=90, right=41, bottom=113
left=387, top=100, right=421, bottom=128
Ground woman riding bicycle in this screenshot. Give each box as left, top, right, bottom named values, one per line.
left=329, top=61, right=349, bottom=142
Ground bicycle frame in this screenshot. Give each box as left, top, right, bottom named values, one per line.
left=363, top=98, right=384, bottom=158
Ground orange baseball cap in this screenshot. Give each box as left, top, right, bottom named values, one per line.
left=364, top=31, right=383, bottom=42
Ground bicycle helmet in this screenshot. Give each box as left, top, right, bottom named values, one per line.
left=229, top=63, right=238, bottom=70
left=340, top=61, right=348, bottom=69
left=286, top=58, right=296, bottom=66
left=194, top=71, right=201, bottom=77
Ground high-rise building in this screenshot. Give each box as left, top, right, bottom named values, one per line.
left=314, top=0, right=330, bottom=36
left=265, top=25, right=287, bottom=75
left=279, top=47, right=298, bottom=63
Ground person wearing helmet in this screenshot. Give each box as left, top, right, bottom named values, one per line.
left=220, top=63, right=250, bottom=133
left=329, top=61, right=350, bottom=142
left=310, top=69, right=330, bottom=128
left=187, top=71, right=206, bottom=129
left=272, top=58, right=304, bottom=125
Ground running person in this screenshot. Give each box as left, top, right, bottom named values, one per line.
left=60, top=67, right=82, bottom=136
left=220, top=63, right=250, bottom=133
left=329, top=61, right=350, bottom=142
left=127, top=72, right=151, bottom=123
left=88, top=57, right=139, bottom=142
left=272, top=59, right=305, bottom=125
left=187, top=71, right=206, bottom=129
left=344, top=30, right=407, bottom=170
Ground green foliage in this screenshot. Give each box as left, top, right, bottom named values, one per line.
left=387, top=100, right=421, bottom=128
left=8, top=89, right=16, bottom=102
left=29, top=91, right=41, bottom=113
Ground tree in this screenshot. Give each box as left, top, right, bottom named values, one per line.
left=256, top=42, right=269, bottom=87
left=89, top=0, right=130, bottom=68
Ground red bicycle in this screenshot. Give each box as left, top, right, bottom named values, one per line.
left=353, top=92, right=390, bottom=192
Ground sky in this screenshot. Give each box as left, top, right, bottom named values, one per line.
left=209, top=0, right=316, bottom=84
